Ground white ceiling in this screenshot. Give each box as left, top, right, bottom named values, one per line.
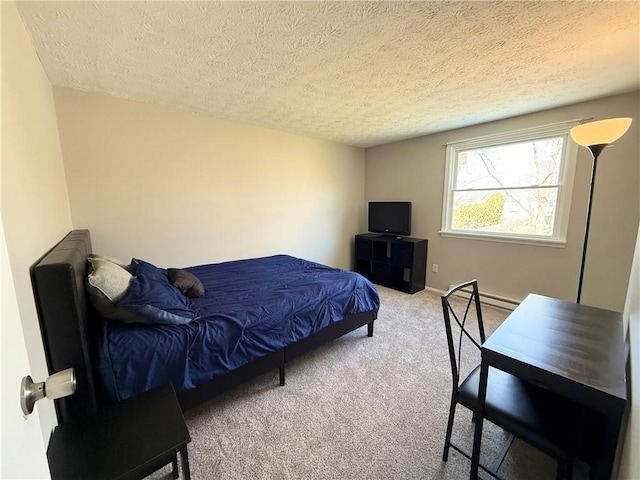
left=17, top=1, right=640, bottom=148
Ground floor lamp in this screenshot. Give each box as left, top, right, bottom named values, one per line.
left=570, top=117, right=632, bottom=304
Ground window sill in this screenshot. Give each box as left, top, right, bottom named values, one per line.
left=439, top=230, right=567, bottom=248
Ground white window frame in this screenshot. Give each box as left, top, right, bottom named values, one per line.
left=440, top=123, right=579, bottom=247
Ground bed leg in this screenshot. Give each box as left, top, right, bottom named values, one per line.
left=279, top=365, right=285, bottom=386
left=367, top=321, right=374, bottom=337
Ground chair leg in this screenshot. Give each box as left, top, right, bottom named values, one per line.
left=442, top=396, right=458, bottom=461
left=181, top=446, right=191, bottom=480
left=171, top=455, right=179, bottom=479
left=490, top=433, right=514, bottom=473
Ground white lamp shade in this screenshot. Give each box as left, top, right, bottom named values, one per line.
left=570, top=117, right=632, bottom=147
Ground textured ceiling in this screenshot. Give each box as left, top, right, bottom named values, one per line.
left=16, top=1, right=640, bottom=148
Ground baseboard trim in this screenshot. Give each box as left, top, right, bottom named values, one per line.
left=424, top=286, right=520, bottom=311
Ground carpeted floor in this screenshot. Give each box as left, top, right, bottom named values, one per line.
left=148, top=286, right=589, bottom=480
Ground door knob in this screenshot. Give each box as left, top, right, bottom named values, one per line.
left=20, top=368, right=76, bottom=416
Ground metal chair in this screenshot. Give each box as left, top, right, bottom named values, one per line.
left=441, top=280, right=580, bottom=480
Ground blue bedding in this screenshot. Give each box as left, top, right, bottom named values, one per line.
left=99, top=255, right=380, bottom=400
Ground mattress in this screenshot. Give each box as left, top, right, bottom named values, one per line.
left=98, top=255, right=380, bottom=400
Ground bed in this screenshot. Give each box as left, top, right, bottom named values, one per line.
left=30, top=230, right=379, bottom=423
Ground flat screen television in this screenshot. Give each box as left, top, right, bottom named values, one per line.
left=368, top=201, right=412, bottom=236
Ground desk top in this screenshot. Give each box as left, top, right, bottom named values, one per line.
left=483, top=294, right=627, bottom=407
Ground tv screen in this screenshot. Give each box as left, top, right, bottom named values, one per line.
left=368, top=202, right=412, bottom=236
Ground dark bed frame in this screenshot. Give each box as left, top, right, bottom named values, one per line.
left=30, top=230, right=377, bottom=423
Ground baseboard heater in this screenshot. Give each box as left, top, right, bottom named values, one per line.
left=447, top=284, right=520, bottom=311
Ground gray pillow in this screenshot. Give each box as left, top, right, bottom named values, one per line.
left=167, top=268, right=205, bottom=298
left=88, top=253, right=131, bottom=272
left=87, top=257, right=131, bottom=301
left=86, top=257, right=147, bottom=323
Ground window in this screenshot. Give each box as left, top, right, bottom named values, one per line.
left=441, top=124, right=579, bottom=246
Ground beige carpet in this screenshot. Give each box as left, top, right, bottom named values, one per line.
left=148, top=286, right=589, bottom=480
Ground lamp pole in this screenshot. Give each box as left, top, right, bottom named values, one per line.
left=576, top=144, right=606, bottom=304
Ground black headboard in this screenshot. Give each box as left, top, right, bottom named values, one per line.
left=30, top=229, right=99, bottom=423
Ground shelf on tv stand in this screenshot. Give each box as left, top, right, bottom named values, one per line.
left=376, top=234, right=405, bottom=240
left=354, top=233, right=427, bottom=294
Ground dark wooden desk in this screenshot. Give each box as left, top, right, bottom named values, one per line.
left=47, top=384, right=191, bottom=480
left=471, top=294, right=627, bottom=480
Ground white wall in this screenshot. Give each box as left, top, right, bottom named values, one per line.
left=53, top=87, right=365, bottom=270
left=619, top=223, right=639, bottom=480
left=1, top=0, right=73, bottom=452
left=365, top=92, right=639, bottom=312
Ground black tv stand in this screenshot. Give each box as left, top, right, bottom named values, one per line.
left=355, top=233, right=427, bottom=294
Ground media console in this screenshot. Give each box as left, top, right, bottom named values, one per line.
left=355, top=233, right=427, bottom=294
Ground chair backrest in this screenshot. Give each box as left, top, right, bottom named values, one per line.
left=441, top=280, right=486, bottom=393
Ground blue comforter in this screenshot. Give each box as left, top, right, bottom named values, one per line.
left=99, top=255, right=380, bottom=400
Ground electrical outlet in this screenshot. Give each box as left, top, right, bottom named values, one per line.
left=432, top=263, right=439, bottom=273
